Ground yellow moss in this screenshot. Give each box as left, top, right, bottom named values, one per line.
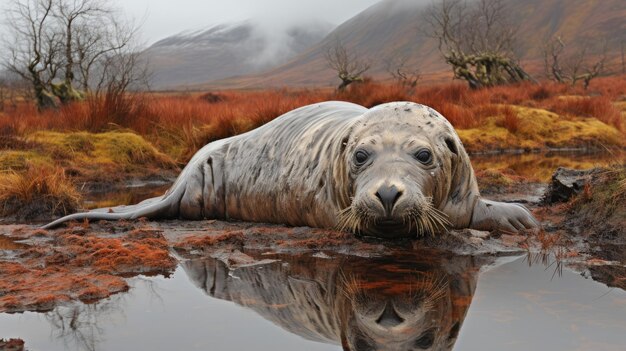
left=458, top=105, right=624, bottom=152
left=0, top=150, right=53, bottom=171
left=28, top=131, right=175, bottom=169
left=470, top=152, right=617, bottom=182
left=0, top=131, right=177, bottom=184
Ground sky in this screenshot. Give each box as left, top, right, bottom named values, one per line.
left=115, top=0, right=382, bottom=45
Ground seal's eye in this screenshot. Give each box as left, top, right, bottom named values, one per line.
left=414, top=149, right=433, bottom=164
left=354, top=150, right=369, bottom=165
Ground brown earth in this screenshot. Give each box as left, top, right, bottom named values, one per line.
left=0, top=222, right=176, bottom=313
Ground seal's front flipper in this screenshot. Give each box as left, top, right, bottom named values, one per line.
left=470, top=199, right=539, bottom=233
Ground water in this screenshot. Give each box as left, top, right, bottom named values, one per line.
left=1, top=252, right=624, bottom=350
left=1, top=150, right=624, bottom=350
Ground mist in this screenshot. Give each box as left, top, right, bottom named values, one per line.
left=116, top=0, right=383, bottom=44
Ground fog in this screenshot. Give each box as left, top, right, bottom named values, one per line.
left=116, top=0, right=383, bottom=45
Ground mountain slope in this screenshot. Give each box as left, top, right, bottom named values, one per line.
left=146, top=20, right=333, bottom=89
left=205, top=0, right=626, bottom=89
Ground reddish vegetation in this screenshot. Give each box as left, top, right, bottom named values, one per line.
left=1, top=76, right=624, bottom=163
left=0, top=338, right=25, bottom=351
left=173, top=224, right=373, bottom=257
left=0, top=225, right=176, bottom=313
left=0, top=165, right=81, bottom=220
left=546, top=96, right=622, bottom=131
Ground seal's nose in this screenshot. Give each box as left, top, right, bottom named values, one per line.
left=375, top=185, right=402, bottom=216
left=376, top=303, right=405, bottom=327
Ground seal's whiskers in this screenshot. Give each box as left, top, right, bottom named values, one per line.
left=407, top=199, right=451, bottom=236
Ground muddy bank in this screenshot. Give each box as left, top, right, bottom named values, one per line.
left=542, top=166, right=626, bottom=252
left=0, top=214, right=610, bottom=316
left=0, top=223, right=175, bottom=313
left=0, top=163, right=624, bottom=315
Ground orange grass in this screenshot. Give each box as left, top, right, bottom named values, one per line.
left=0, top=165, right=81, bottom=218
left=1, top=76, right=625, bottom=162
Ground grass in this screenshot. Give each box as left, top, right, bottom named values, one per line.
left=0, top=76, right=625, bottom=218
left=2, top=76, right=624, bottom=164
left=0, top=165, right=81, bottom=219
left=1, top=131, right=177, bottom=182
left=566, top=165, right=626, bottom=240
left=457, top=105, right=624, bottom=153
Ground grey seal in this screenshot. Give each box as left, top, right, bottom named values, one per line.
left=43, top=101, right=539, bottom=237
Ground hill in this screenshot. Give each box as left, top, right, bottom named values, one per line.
left=146, top=20, right=334, bottom=89
left=199, top=0, right=626, bottom=89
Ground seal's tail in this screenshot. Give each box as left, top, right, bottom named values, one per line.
left=41, top=195, right=172, bottom=229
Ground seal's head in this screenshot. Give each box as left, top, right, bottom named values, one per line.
left=337, top=102, right=461, bottom=239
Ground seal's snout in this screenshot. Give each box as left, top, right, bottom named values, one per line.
left=375, top=184, right=402, bottom=217
left=376, top=303, right=405, bottom=327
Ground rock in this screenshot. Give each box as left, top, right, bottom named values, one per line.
left=467, top=229, right=491, bottom=239
left=542, top=167, right=601, bottom=204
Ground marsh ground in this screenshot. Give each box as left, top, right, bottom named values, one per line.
left=0, top=77, right=625, bottom=350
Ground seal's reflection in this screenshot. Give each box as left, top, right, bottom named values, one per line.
left=181, top=250, right=487, bottom=350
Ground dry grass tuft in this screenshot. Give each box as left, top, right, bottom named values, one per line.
left=546, top=96, right=622, bottom=131
left=0, top=165, right=81, bottom=219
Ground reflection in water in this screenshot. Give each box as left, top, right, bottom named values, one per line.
left=2, top=254, right=625, bottom=350
left=44, top=303, right=112, bottom=351
left=181, top=251, right=489, bottom=350
left=471, top=150, right=622, bottom=181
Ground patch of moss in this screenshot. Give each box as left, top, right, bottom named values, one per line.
left=458, top=105, right=624, bottom=152
left=0, top=150, right=53, bottom=171
left=470, top=152, right=612, bottom=182
left=22, top=131, right=177, bottom=182
left=28, top=131, right=173, bottom=166
left=0, top=131, right=177, bottom=186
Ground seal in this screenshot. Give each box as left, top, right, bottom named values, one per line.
left=181, top=250, right=487, bottom=350
left=43, top=101, right=539, bottom=237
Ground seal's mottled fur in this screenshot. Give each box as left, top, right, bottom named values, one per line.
left=44, top=101, right=538, bottom=236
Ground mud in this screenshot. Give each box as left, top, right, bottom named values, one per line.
left=0, top=210, right=614, bottom=317
left=0, top=223, right=176, bottom=313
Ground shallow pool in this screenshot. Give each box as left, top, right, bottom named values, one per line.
left=1, top=251, right=624, bottom=351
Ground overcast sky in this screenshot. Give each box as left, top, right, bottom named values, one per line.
left=115, top=0, right=382, bottom=44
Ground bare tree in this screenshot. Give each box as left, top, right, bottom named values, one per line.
left=544, top=36, right=607, bottom=89
left=0, top=77, right=6, bottom=112
left=424, top=0, right=532, bottom=89
left=384, top=54, right=421, bottom=91
left=2, top=0, right=146, bottom=110
left=73, top=18, right=136, bottom=92
left=325, top=39, right=371, bottom=91
left=4, top=0, right=61, bottom=109
left=51, top=0, right=109, bottom=102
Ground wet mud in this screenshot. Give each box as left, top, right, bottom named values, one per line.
left=0, top=223, right=176, bottom=313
